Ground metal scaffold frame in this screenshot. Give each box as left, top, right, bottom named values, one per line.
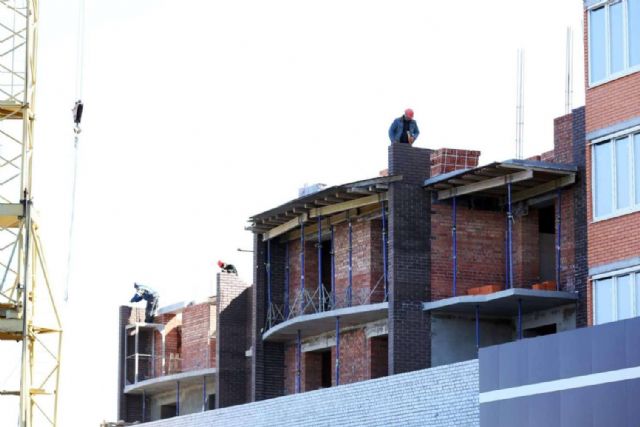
left=0, top=1, right=62, bottom=426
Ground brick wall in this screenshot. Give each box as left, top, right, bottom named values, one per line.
left=585, top=72, right=640, bottom=133
left=387, top=144, right=431, bottom=373
left=287, top=238, right=318, bottom=311
left=216, top=272, right=251, bottom=408
left=431, top=148, right=481, bottom=177
left=572, top=107, right=588, bottom=326
left=182, top=302, right=214, bottom=371
left=139, top=360, right=479, bottom=427
left=153, top=313, right=180, bottom=376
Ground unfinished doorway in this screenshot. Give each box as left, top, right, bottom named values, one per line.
left=538, top=205, right=556, bottom=282
left=304, top=350, right=332, bottom=391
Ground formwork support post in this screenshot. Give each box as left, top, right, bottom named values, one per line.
left=331, top=226, right=336, bottom=309
left=556, top=189, right=562, bottom=291
left=296, top=329, right=302, bottom=393
left=300, top=220, right=305, bottom=314
left=266, top=239, right=272, bottom=310
left=381, top=201, right=388, bottom=299
left=452, top=196, right=458, bottom=296
left=202, top=375, right=206, bottom=412
left=134, top=324, right=139, bottom=384
left=507, top=182, right=514, bottom=289
left=335, top=316, right=341, bottom=386
left=517, top=298, right=523, bottom=340
left=318, top=216, right=323, bottom=311
left=142, top=389, right=146, bottom=422
left=284, top=244, right=290, bottom=318
left=176, top=380, right=181, bottom=416
left=347, top=215, right=353, bottom=307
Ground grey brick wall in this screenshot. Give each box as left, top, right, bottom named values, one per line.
left=139, top=359, right=479, bottom=427
left=571, top=106, right=588, bottom=328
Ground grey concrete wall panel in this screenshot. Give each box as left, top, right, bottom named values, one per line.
left=136, top=360, right=480, bottom=427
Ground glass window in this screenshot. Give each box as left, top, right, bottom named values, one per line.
left=595, top=142, right=614, bottom=217
left=590, top=7, right=607, bottom=83
left=610, top=2, right=625, bottom=74
left=596, top=278, right=614, bottom=324
left=617, top=274, right=633, bottom=320
left=630, top=0, right=640, bottom=66
left=616, top=137, right=631, bottom=209
left=635, top=134, right=640, bottom=204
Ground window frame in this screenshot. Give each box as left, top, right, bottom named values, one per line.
left=588, top=0, right=640, bottom=87
left=591, top=126, right=640, bottom=221
left=592, top=265, right=640, bottom=324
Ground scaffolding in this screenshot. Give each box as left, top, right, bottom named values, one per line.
left=0, top=1, right=62, bottom=426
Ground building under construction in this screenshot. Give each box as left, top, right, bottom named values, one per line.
left=115, top=0, right=640, bottom=424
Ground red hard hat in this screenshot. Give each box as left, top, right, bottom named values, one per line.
left=217, top=260, right=224, bottom=268
left=404, top=108, right=414, bottom=119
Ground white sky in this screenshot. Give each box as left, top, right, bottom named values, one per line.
left=0, top=0, right=585, bottom=425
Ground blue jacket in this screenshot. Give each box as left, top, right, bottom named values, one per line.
left=130, top=283, right=158, bottom=303
left=388, top=117, right=419, bottom=144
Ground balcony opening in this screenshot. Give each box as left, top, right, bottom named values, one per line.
left=207, top=394, right=216, bottom=410
left=523, top=323, right=557, bottom=338
left=370, top=336, right=388, bottom=379
left=304, top=349, right=332, bottom=391
left=160, top=403, right=177, bottom=419
left=538, top=205, right=556, bottom=282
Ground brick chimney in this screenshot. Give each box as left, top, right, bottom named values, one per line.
left=430, top=148, right=480, bottom=177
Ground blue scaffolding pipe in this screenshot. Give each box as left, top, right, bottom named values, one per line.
left=504, top=218, right=508, bottom=289
left=202, top=375, right=207, bottom=412
left=517, top=299, right=523, bottom=340
left=318, top=216, right=323, bottom=311
left=300, top=221, right=305, bottom=313
left=142, top=389, right=146, bottom=422
left=335, top=316, right=341, bottom=386
left=296, top=329, right=302, bottom=393
left=507, top=182, right=514, bottom=289
left=556, top=189, right=562, bottom=291
left=176, top=380, right=181, bottom=416
left=284, top=244, right=290, bottom=318
left=475, top=305, right=480, bottom=350
left=381, top=201, right=388, bottom=299
left=348, top=216, right=353, bottom=307
left=452, top=196, right=458, bottom=297
left=331, top=226, right=336, bottom=308
left=267, top=239, right=272, bottom=309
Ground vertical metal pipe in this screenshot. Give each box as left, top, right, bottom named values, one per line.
left=504, top=218, right=508, bottom=289
left=335, top=316, right=341, bottom=386
left=475, top=305, right=480, bottom=350
left=176, top=380, right=180, bottom=416
left=318, top=216, right=323, bottom=312
left=331, top=226, right=335, bottom=308
left=142, top=389, right=146, bottom=422
left=517, top=299, right=523, bottom=340
left=124, top=327, right=128, bottom=386
left=284, top=244, right=290, bottom=318
left=267, top=239, right=272, bottom=309
left=300, top=221, right=305, bottom=314
left=348, top=216, right=353, bottom=307
left=202, top=375, right=207, bottom=412
left=134, top=324, right=139, bottom=384
left=556, top=189, right=562, bottom=291
left=453, top=196, right=458, bottom=296
left=296, top=329, right=302, bottom=393
left=381, top=201, right=388, bottom=299
left=507, top=182, right=514, bottom=289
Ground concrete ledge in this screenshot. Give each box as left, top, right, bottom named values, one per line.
left=262, top=303, right=388, bottom=342
left=422, top=288, right=577, bottom=316
left=124, top=367, right=217, bottom=395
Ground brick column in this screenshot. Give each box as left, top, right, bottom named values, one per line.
left=387, top=144, right=432, bottom=374
left=216, top=272, right=251, bottom=408
left=250, top=234, right=285, bottom=401
left=571, top=106, right=588, bottom=327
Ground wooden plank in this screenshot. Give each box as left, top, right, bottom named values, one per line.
left=309, top=193, right=387, bottom=218
left=283, top=204, right=380, bottom=241
left=262, top=213, right=307, bottom=241
left=511, top=174, right=575, bottom=203
left=437, top=170, right=533, bottom=200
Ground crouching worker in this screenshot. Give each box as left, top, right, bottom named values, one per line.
left=130, top=282, right=159, bottom=323
left=217, top=260, right=238, bottom=275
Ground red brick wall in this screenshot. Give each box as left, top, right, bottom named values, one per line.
left=431, top=148, right=480, bottom=177
left=513, top=209, right=540, bottom=288
left=182, top=302, right=214, bottom=371
left=585, top=72, right=640, bottom=133
left=153, top=313, right=181, bottom=376
left=287, top=239, right=318, bottom=312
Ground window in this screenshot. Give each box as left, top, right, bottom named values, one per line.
left=589, top=0, right=640, bottom=85
left=593, top=270, right=640, bottom=324
left=592, top=132, right=640, bottom=219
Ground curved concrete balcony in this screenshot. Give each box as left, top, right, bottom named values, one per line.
left=124, top=367, right=217, bottom=395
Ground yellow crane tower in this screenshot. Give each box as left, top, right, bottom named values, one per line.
left=0, top=1, right=62, bottom=426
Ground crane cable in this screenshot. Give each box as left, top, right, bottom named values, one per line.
left=65, top=0, right=86, bottom=302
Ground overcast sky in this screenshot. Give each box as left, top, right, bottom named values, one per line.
left=0, top=0, right=585, bottom=424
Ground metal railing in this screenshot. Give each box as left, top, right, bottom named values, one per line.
left=266, top=274, right=387, bottom=330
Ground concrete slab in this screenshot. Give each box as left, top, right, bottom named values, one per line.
left=124, top=367, right=217, bottom=395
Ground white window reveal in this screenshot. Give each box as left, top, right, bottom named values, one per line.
left=593, top=269, right=640, bottom=325
left=592, top=131, right=640, bottom=219
left=589, top=0, right=640, bottom=85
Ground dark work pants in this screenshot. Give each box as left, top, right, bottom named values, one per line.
left=145, top=297, right=158, bottom=323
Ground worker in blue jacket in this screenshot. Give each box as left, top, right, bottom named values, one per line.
left=388, top=108, right=420, bottom=144
left=130, top=282, right=159, bottom=323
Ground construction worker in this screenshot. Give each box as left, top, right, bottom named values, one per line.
left=130, top=283, right=159, bottom=323
left=388, top=108, right=420, bottom=145
left=217, top=260, right=238, bottom=275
